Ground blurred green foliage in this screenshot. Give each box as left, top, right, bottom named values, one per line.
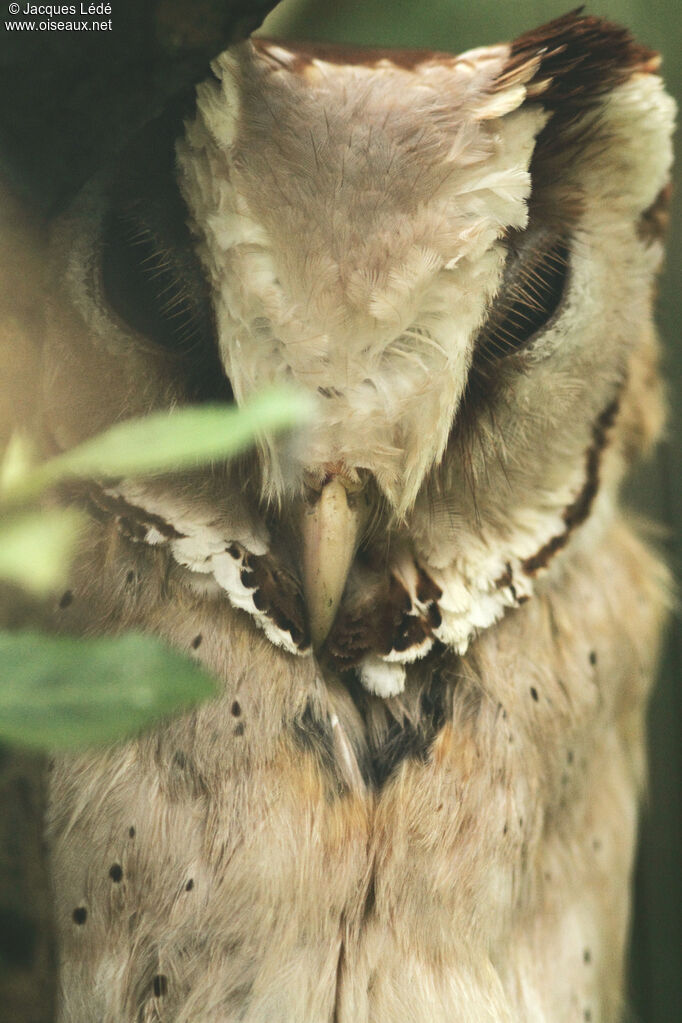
left=0, top=387, right=308, bottom=750
left=0, top=509, right=81, bottom=598
left=0, top=631, right=215, bottom=751
left=3, top=386, right=310, bottom=504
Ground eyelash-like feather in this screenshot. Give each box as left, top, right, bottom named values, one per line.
left=103, top=208, right=206, bottom=352
left=99, top=100, right=233, bottom=404
left=473, top=229, right=570, bottom=365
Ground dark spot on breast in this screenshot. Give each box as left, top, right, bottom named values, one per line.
left=191, top=634, right=202, bottom=649
left=185, top=879, right=194, bottom=891
left=231, top=701, right=241, bottom=717
left=567, top=749, right=574, bottom=764
left=583, top=948, right=591, bottom=964
left=503, top=823, right=508, bottom=835
left=153, top=974, right=168, bottom=997
left=530, top=687, right=539, bottom=702
left=234, top=722, right=245, bottom=737
left=59, top=590, right=73, bottom=609
left=589, top=650, right=597, bottom=666
left=109, top=863, right=123, bottom=883
left=584, top=1011, right=592, bottom=1022
left=72, top=906, right=87, bottom=925
left=172, top=751, right=187, bottom=769
left=125, top=570, right=135, bottom=585
left=128, top=826, right=135, bottom=839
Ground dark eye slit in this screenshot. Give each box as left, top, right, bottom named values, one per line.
left=103, top=210, right=195, bottom=348
left=473, top=229, right=570, bottom=367
left=101, top=205, right=232, bottom=402
left=98, top=97, right=233, bottom=403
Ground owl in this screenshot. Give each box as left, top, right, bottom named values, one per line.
left=40, top=11, right=673, bottom=1022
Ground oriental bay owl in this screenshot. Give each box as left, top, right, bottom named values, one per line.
left=42, top=12, right=674, bottom=1023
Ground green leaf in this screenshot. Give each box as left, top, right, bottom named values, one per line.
left=7, top=387, right=312, bottom=500
left=0, top=432, right=38, bottom=496
left=0, top=509, right=82, bottom=595
left=0, top=631, right=216, bottom=750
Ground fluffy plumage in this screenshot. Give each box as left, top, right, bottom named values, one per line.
left=42, top=12, right=673, bottom=1021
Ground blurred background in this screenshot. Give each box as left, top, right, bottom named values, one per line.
left=259, top=3, right=682, bottom=1021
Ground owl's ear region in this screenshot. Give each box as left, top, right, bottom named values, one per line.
left=100, top=100, right=232, bottom=403
left=499, top=12, right=674, bottom=216
left=499, top=10, right=660, bottom=125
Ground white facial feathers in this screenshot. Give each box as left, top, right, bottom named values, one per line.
left=167, top=21, right=675, bottom=690
left=177, top=41, right=548, bottom=509
left=48, top=14, right=675, bottom=699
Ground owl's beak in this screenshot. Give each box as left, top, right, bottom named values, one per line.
left=300, top=474, right=366, bottom=651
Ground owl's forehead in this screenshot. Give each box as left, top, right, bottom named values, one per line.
left=210, top=38, right=537, bottom=196
left=242, top=37, right=510, bottom=126
left=181, top=37, right=544, bottom=313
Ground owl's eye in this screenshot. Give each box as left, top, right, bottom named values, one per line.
left=102, top=204, right=213, bottom=356
left=101, top=202, right=232, bottom=402
left=474, top=227, right=570, bottom=362
left=99, top=103, right=232, bottom=402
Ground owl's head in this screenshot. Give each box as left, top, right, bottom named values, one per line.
left=173, top=15, right=673, bottom=508
left=46, top=13, right=674, bottom=692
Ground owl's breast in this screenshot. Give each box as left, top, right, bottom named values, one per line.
left=48, top=512, right=664, bottom=1022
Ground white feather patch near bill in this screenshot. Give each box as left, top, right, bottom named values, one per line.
left=358, top=657, right=407, bottom=699
left=102, top=483, right=304, bottom=656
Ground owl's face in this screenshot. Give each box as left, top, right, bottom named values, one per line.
left=178, top=40, right=546, bottom=511
left=44, top=14, right=674, bottom=695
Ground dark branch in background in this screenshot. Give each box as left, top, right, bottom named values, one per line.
left=0, top=0, right=282, bottom=215
left=0, top=4, right=282, bottom=1020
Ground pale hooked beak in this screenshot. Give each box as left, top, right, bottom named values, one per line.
left=300, top=472, right=367, bottom=651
